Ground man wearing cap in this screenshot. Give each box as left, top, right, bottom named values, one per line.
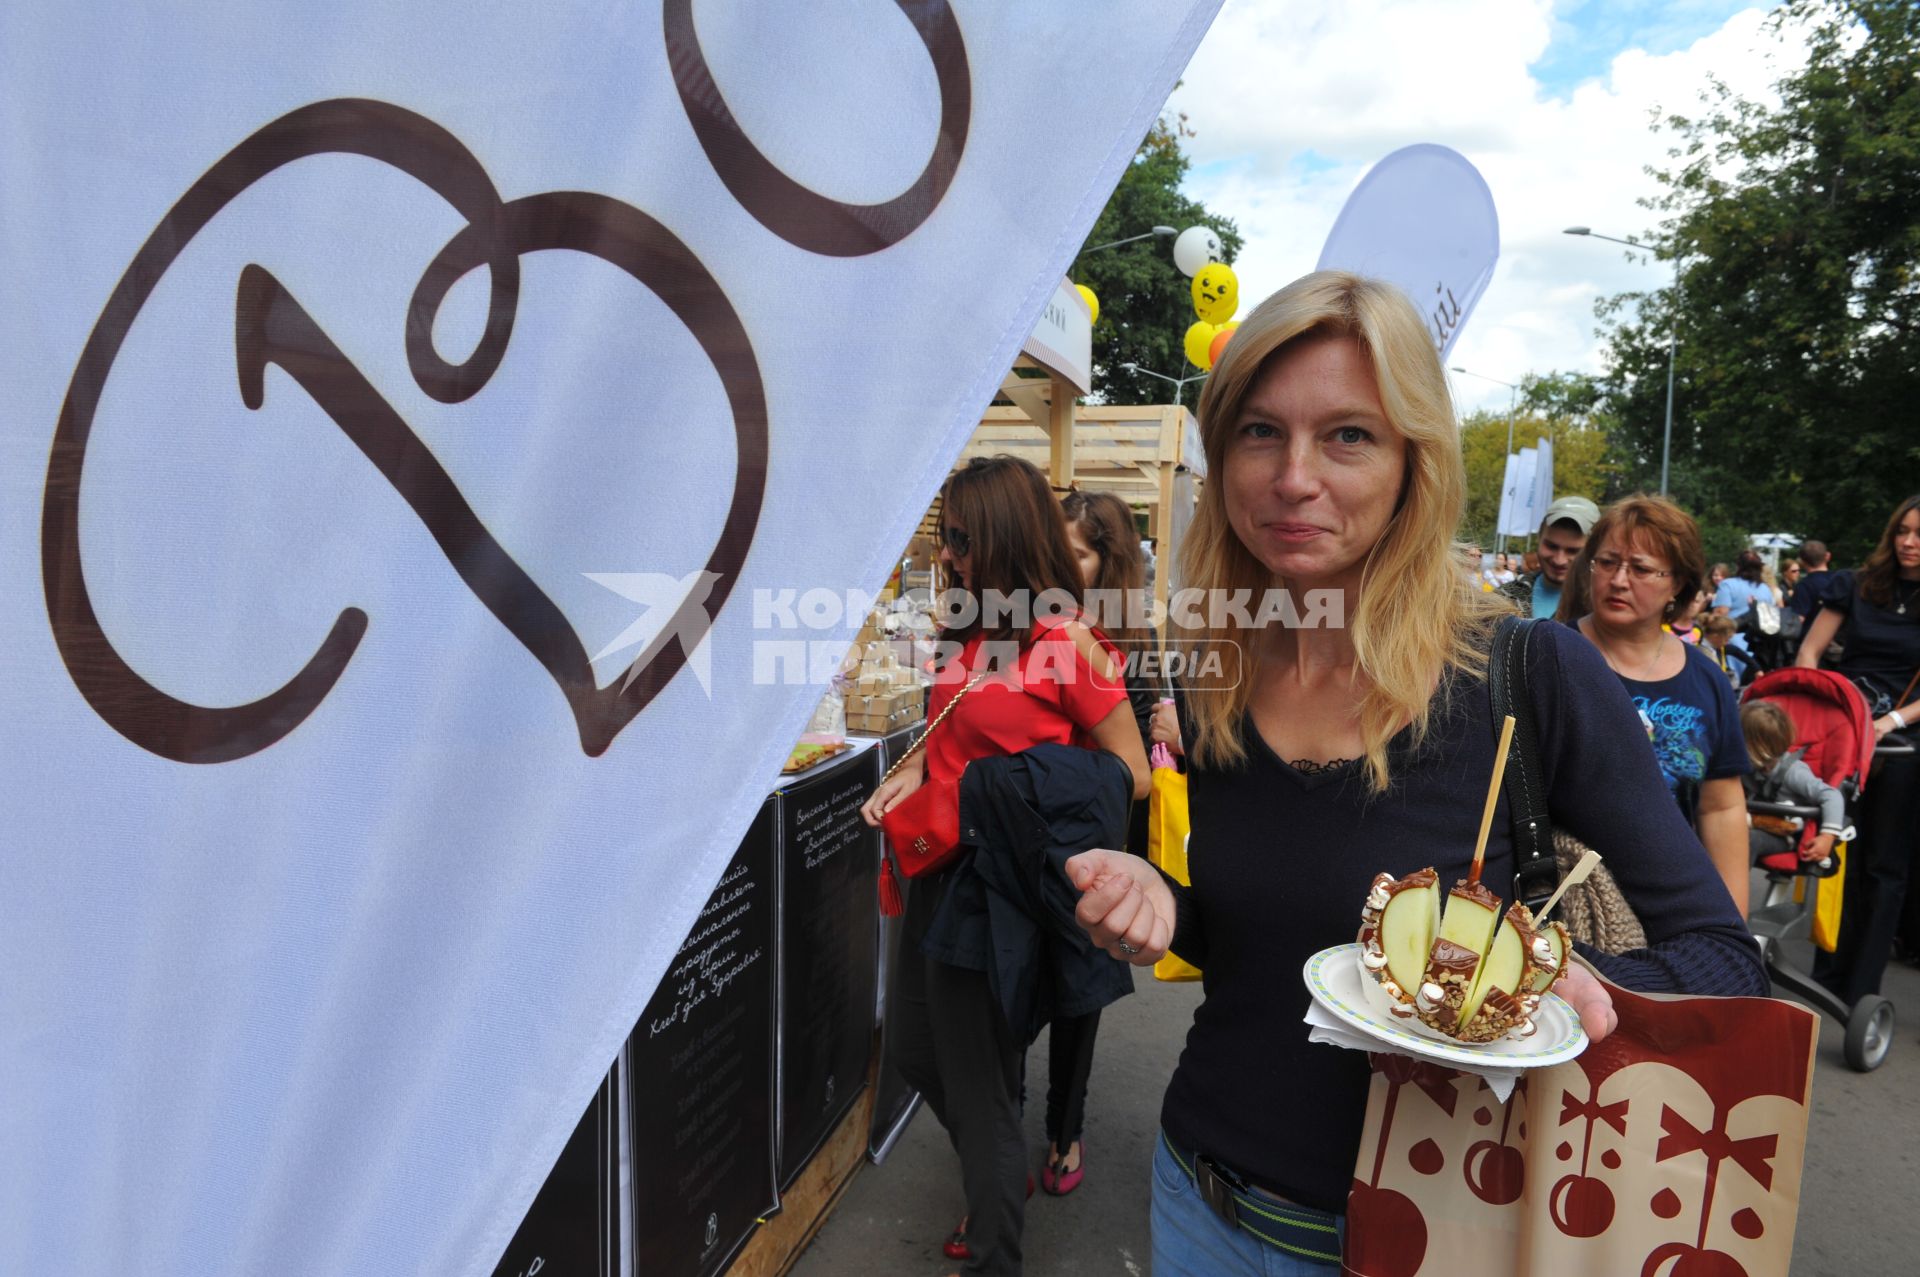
left=1500, top=495, right=1600, bottom=620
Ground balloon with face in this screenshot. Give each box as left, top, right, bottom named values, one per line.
left=1172, top=225, right=1223, bottom=277
left=1184, top=320, right=1218, bottom=370
left=1075, top=283, right=1099, bottom=326
left=1192, top=263, right=1238, bottom=325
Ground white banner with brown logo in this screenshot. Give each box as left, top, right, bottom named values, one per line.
left=0, top=2, right=1220, bottom=1272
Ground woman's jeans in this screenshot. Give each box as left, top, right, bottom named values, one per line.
left=1150, top=1134, right=1345, bottom=1275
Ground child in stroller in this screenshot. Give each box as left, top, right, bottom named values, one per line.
left=1741, top=667, right=1895, bottom=1070
left=1740, top=699, right=1842, bottom=871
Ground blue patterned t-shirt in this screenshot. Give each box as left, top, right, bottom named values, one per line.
left=1617, top=642, right=1750, bottom=804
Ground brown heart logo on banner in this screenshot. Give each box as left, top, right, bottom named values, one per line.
left=40, top=98, right=768, bottom=763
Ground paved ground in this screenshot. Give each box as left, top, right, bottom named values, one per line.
left=793, top=896, right=1920, bottom=1276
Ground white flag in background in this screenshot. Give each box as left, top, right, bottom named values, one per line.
left=1503, top=448, right=1540, bottom=538
left=1496, top=453, right=1518, bottom=538
left=0, top=2, right=1220, bottom=1272
left=1316, top=142, right=1500, bottom=358
left=1496, top=449, right=1534, bottom=539
left=1530, top=435, right=1556, bottom=535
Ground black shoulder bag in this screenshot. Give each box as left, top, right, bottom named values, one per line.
left=1488, top=616, right=1648, bottom=953
left=1488, top=616, right=1558, bottom=912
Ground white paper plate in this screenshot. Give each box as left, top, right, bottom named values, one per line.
left=1304, top=944, right=1587, bottom=1069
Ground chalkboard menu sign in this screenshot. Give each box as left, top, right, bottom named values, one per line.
left=491, top=1068, right=620, bottom=1277
left=776, top=747, right=881, bottom=1187
left=629, top=797, right=780, bottom=1277
left=869, top=725, right=923, bottom=1162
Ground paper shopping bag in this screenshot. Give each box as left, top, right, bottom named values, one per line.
left=1344, top=980, right=1817, bottom=1277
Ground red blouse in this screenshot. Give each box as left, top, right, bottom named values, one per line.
left=922, top=616, right=1127, bottom=786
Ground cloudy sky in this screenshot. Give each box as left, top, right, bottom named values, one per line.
left=1168, top=0, right=1803, bottom=416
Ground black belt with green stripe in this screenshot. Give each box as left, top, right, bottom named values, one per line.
left=1160, top=1131, right=1343, bottom=1265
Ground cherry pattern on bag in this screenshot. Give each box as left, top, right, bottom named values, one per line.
left=1348, top=986, right=1816, bottom=1277
left=1346, top=1053, right=1460, bottom=1277
left=1463, top=1075, right=1527, bottom=1208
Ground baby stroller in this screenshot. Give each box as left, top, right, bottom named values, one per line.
left=1741, top=667, right=1894, bottom=1071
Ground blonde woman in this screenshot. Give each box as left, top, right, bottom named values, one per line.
left=1064, top=272, right=1766, bottom=1274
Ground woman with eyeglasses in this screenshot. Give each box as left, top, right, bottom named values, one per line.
left=1567, top=495, right=1752, bottom=913
left=861, top=454, right=1150, bottom=1277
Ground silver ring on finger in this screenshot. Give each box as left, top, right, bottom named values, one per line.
left=1117, top=940, right=1140, bottom=956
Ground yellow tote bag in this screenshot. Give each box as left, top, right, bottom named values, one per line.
left=1812, top=840, right=1847, bottom=953
left=1146, top=758, right=1202, bottom=982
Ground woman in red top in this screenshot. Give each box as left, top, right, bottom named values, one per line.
left=861, top=456, right=1148, bottom=1277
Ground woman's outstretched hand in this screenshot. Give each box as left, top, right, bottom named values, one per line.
left=1066, top=849, right=1176, bottom=965
left=860, top=769, right=922, bottom=828
left=1557, top=962, right=1618, bottom=1044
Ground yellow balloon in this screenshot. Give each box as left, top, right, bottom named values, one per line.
left=1184, top=320, right=1218, bottom=370
left=1192, top=262, right=1238, bottom=325
left=1075, top=283, right=1099, bottom=326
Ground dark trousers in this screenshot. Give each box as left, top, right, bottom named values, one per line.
left=1045, top=1010, right=1100, bottom=1154
left=1053, top=791, right=1138, bottom=1158
left=891, top=902, right=1025, bottom=1274
left=1816, top=748, right=1920, bottom=1004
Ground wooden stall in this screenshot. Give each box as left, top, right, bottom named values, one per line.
left=919, top=393, right=1206, bottom=617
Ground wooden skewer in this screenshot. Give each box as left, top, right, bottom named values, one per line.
left=1534, top=848, right=1603, bottom=923
left=1469, top=715, right=1517, bottom=885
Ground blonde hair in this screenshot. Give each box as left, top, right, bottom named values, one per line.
left=1177, top=271, right=1509, bottom=791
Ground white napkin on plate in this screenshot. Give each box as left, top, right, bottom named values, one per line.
left=1303, top=1000, right=1522, bottom=1103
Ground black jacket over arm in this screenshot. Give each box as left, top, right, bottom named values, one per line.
left=917, top=744, right=1135, bottom=1045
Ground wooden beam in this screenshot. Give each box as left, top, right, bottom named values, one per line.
left=997, top=370, right=1053, bottom=429
left=1154, top=461, right=1176, bottom=623
left=1048, top=372, right=1075, bottom=486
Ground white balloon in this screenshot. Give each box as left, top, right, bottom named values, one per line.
left=1172, top=225, right=1222, bottom=277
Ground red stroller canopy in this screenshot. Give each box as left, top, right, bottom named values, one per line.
left=1742, top=667, right=1876, bottom=789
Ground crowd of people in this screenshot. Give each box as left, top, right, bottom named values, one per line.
left=860, top=269, right=1919, bottom=1276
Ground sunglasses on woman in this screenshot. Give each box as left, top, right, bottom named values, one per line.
left=937, top=525, right=972, bottom=556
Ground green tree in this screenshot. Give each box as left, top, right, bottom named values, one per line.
left=1071, top=111, right=1242, bottom=406
left=1595, top=0, right=1920, bottom=564
left=1459, top=372, right=1619, bottom=548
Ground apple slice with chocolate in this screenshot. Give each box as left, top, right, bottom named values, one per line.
left=1414, top=879, right=1502, bottom=1033
left=1460, top=905, right=1572, bottom=1041
left=1459, top=906, right=1527, bottom=1028
left=1525, top=919, right=1570, bottom=995
left=1359, top=868, right=1440, bottom=1008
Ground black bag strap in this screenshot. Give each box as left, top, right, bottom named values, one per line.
left=1489, top=616, right=1559, bottom=911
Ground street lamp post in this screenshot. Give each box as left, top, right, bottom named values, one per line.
left=1121, top=361, right=1207, bottom=406
left=1080, top=225, right=1178, bottom=256
left=1452, top=366, right=1521, bottom=553
left=1565, top=226, right=1681, bottom=495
